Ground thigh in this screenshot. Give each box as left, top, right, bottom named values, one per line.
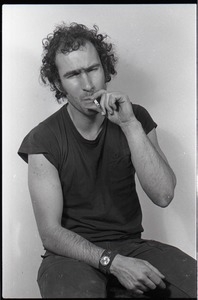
left=125, top=239, right=196, bottom=298
left=37, top=254, right=108, bottom=298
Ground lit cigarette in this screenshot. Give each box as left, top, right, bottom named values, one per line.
left=94, top=99, right=101, bottom=107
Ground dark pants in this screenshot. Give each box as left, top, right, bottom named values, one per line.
left=37, top=238, right=197, bottom=298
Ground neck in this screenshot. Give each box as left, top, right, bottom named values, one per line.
left=67, top=103, right=105, bottom=140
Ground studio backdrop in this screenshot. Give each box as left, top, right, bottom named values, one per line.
left=3, top=4, right=196, bottom=298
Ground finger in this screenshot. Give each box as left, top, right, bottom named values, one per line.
left=108, top=95, right=118, bottom=111
left=143, top=277, right=157, bottom=290
left=158, top=280, right=166, bottom=289
left=135, top=283, right=150, bottom=293
left=82, top=98, right=102, bottom=113
left=99, top=93, right=108, bottom=115
left=90, top=89, right=107, bottom=101
left=148, top=273, right=166, bottom=289
left=102, top=94, right=114, bottom=116
left=133, top=289, right=144, bottom=296
left=146, top=262, right=165, bottom=279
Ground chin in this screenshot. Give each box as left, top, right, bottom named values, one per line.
left=86, top=108, right=99, bottom=115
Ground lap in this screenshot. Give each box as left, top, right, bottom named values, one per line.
left=116, top=239, right=197, bottom=298
left=37, top=240, right=196, bottom=298
left=37, top=253, right=107, bottom=298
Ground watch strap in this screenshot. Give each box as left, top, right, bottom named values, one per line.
left=99, top=249, right=119, bottom=274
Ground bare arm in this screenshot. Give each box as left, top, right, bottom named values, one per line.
left=90, top=90, right=176, bottom=207
left=121, top=122, right=176, bottom=207
left=28, top=148, right=167, bottom=296
left=28, top=154, right=104, bottom=268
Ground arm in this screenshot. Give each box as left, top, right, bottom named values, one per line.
left=82, top=90, right=176, bottom=295
left=90, top=90, right=176, bottom=207
left=28, top=153, right=104, bottom=268
left=28, top=153, right=166, bottom=296
left=28, top=147, right=166, bottom=296
left=121, top=122, right=176, bottom=207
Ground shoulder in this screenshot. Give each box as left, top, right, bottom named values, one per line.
left=132, top=103, right=157, bottom=134
left=39, top=104, right=67, bottom=132
left=132, top=103, right=149, bottom=116
left=26, top=104, right=68, bottom=142
left=18, top=105, right=68, bottom=165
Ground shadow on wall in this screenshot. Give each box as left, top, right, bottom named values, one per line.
left=161, top=129, right=196, bottom=236
left=140, top=128, right=195, bottom=252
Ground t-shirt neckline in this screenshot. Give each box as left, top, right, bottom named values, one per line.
left=63, top=103, right=107, bottom=145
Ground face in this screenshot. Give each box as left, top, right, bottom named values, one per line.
left=55, top=41, right=106, bottom=115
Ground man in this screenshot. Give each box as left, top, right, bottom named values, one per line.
left=18, top=22, right=196, bottom=298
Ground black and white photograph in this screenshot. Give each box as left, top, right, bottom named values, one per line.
left=2, top=4, right=197, bottom=298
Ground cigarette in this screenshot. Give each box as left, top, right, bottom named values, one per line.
left=94, top=99, right=101, bottom=107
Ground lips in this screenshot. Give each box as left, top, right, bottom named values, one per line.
left=83, top=94, right=101, bottom=102
left=82, top=96, right=101, bottom=110
left=81, top=99, right=95, bottom=109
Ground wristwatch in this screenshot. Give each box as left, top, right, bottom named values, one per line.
left=99, top=249, right=118, bottom=274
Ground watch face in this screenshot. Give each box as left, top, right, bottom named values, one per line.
left=101, top=255, right=110, bottom=266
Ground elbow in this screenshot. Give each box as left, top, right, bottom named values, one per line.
left=147, top=188, right=174, bottom=208
left=158, top=192, right=174, bottom=208
left=156, top=174, right=177, bottom=208
left=40, top=224, right=61, bottom=251
left=42, top=235, right=51, bottom=250
left=157, top=184, right=176, bottom=208
left=40, top=231, right=52, bottom=250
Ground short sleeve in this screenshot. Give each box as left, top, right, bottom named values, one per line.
left=18, top=123, right=60, bottom=170
left=132, top=104, right=157, bottom=134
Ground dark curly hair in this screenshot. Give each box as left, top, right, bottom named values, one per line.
left=40, top=22, right=118, bottom=102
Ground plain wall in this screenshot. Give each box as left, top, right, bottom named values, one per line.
left=3, top=4, right=196, bottom=298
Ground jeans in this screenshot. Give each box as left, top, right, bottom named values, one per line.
left=37, top=238, right=197, bottom=298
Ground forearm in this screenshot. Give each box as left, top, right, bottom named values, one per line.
left=41, top=224, right=104, bottom=269
left=121, top=119, right=176, bottom=206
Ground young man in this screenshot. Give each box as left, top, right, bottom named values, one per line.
left=18, top=22, right=196, bottom=298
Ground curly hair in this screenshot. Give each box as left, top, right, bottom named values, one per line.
left=40, top=22, right=118, bottom=102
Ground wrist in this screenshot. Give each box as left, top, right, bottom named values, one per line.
left=109, top=253, right=123, bottom=275
left=120, top=118, right=142, bottom=134
left=98, top=249, right=119, bottom=274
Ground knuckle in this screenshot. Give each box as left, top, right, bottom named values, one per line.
left=138, top=275, right=146, bottom=283
left=155, top=278, right=161, bottom=285
left=148, top=281, right=156, bottom=290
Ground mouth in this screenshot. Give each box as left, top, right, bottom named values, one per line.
left=82, top=96, right=102, bottom=111
left=83, top=96, right=101, bottom=104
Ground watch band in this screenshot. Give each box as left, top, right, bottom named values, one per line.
left=99, top=249, right=119, bottom=274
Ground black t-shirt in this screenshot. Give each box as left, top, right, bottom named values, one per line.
left=18, top=104, right=157, bottom=242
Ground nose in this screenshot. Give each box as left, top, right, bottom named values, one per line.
left=81, top=72, right=94, bottom=92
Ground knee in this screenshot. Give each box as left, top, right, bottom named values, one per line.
left=38, top=270, right=107, bottom=298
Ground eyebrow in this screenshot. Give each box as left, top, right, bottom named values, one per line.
left=63, top=63, right=101, bottom=78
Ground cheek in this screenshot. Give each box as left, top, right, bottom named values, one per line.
left=62, top=80, right=79, bottom=95
left=95, top=70, right=106, bottom=87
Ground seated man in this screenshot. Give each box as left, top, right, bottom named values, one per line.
left=18, top=22, right=196, bottom=298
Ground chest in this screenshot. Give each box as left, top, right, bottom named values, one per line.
left=59, top=122, right=135, bottom=198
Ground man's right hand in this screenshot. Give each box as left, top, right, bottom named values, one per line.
left=110, top=254, right=166, bottom=296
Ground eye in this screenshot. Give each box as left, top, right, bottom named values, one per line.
left=68, top=71, right=80, bottom=78
left=88, top=66, right=99, bottom=73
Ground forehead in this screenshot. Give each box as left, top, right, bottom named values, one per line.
left=55, top=41, right=101, bottom=72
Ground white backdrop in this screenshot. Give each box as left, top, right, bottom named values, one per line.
left=3, top=4, right=196, bottom=298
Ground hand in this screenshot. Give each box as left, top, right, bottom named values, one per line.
left=90, top=90, right=136, bottom=126
left=110, top=255, right=166, bottom=296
